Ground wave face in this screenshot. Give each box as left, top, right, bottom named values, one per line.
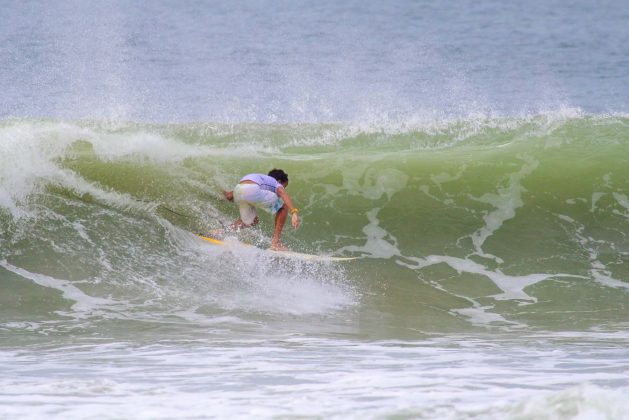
left=1, top=112, right=627, bottom=341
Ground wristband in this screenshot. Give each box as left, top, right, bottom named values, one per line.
left=290, top=208, right=299, bottom=215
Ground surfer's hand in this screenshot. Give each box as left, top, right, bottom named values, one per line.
left=291, top=213, right=300, bottom=229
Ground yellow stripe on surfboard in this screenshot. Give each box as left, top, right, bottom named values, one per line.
left=197, top=235, right=225, bottom=245
left=196, top=234, right=358, bottom=262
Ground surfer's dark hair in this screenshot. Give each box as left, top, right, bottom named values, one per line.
left=268, top=169, right=288, bottom=184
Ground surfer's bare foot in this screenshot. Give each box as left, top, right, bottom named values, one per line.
left=270, top=242, right=288, bottom=251
left=223, top=191, right=234, bottom=202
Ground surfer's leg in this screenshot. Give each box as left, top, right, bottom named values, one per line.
left=230, top=216, right=259, bottom=230
left=210, top=217, right=251, bottom=236
left=271, top=206, right=288, bottom=250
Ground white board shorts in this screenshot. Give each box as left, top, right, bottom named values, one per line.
left=233, top=183, right=284, bottom=225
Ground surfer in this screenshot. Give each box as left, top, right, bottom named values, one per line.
left=222, top=169, right=300, bottom=251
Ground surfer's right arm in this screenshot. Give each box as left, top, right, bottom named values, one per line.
left=276, top=187, right=300, bottom=229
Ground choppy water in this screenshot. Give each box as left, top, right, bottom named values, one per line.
left=1, top=1, right=628, bottom=419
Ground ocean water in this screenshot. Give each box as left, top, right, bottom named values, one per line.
left=1, top=1, right=628, bottom=419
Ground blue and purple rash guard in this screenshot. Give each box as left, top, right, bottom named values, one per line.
left=240, top=174, right=282, bottom=193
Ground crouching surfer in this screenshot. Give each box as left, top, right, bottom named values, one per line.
left=222, top=169, right=300, bottom=251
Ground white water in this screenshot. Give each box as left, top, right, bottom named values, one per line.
left=1, top=336, right=627, bottom=419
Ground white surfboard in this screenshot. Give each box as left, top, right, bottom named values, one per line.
left=196, top=234, right=358, bottom=262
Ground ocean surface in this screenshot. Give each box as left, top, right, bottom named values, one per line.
left=1, top=1, right=628, bottom=419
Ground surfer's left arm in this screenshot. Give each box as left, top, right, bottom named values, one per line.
left=276, top=187, right=300, bottom=229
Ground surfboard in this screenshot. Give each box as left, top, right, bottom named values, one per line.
left=196, top=234, right=358, bottom=262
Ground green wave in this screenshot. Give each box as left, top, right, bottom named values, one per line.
left=1, top=114, right=627, bottom=336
